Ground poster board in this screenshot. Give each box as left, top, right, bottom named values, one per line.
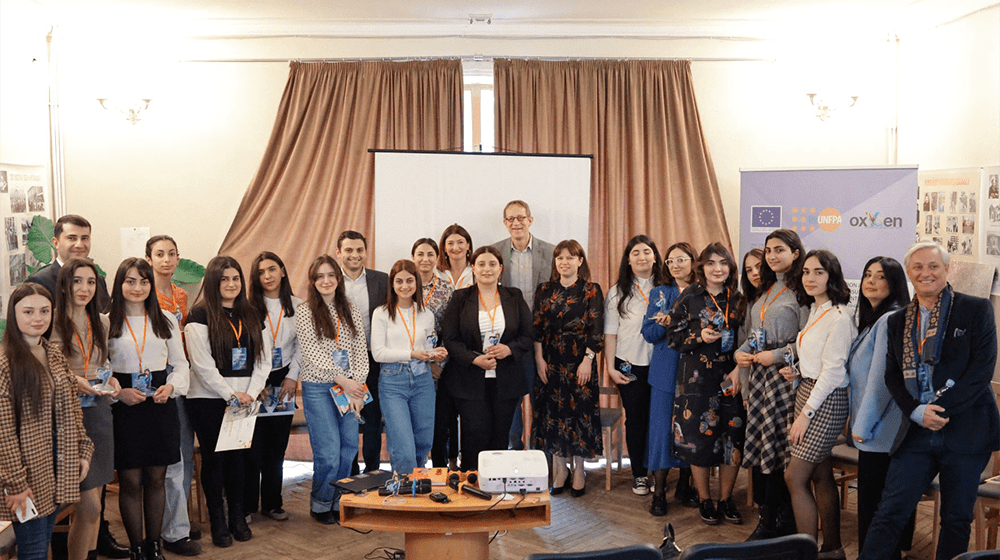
left=0, top=163, right=50, bottom=318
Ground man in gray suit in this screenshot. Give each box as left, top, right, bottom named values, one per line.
left=490, top=200, right=555, bottom=450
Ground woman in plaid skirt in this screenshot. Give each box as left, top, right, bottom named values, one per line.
left=779, top=250, right=856, bottom=560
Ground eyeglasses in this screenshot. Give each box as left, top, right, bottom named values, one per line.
left=665, top=257, right=691, bottom=266
left=503, top=215, right=531, bottom=224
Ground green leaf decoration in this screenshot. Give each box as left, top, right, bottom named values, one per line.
left=27, top=215, right=55, bottom=265
left=26, top=265, right=42, bottom=275
left=93, top=262, right=107, bottom=279
left=173, top=258, right=206, bottom=284
left=0, top=319, right=5, bottom=335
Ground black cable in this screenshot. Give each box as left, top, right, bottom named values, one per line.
left=364, top=546, right=404, bottom=559
left=345, top=525, right=374, bottom=535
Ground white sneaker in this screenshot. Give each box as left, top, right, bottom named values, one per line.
left=632, top=476, right=650, bottom=495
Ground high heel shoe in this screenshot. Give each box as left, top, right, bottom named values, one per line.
left=570, top=472, right=586, bottom=497
left=550, top=476, right=572, bottom=495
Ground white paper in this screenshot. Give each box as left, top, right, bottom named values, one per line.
left=215, top=401, right=260, bottom=451
left=120, top=227, right=150, bottom=260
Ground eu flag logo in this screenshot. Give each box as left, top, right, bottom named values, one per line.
left=750, top=206, right=781, bottom=232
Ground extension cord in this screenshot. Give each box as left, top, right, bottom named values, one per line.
left=391, top=552, right=405, bottom=559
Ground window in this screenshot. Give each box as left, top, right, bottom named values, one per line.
left=462, top=60, right=494, bottom=152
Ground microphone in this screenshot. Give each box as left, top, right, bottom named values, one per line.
left=448, top=473, right=493, bottom=500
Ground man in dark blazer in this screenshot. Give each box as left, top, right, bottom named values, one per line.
left=26, top=214, right=110, bottom=312
left=336, top=231, right=389, bottom=474
left=489, top=200, right=555, bottom=450
left=859, top=242, right=1000, bottom=560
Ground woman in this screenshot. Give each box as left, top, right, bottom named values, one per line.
left=107, top=258, right=190, bottom=560
left=0, top=283, right=93, bottom=560
left=779, top=250, right=855, bottom=559
left=532, top=240, right=604, bottom=497
left=641, top=241, right=696, bottom=514
left=413, top=238, right=459, bottom=469
left=185, top=256, right=269, bottom=546
left=245, top=252, right=302, bottom=521
left=436, top=224, right=474, bottom=290
left=665, top=243, right=746, bottom=525
left=848, top=257, right=913, bottom=559
left=734, top=228, right=807, bottom=540
left=737, top=248, right=765, bottom=402
left=441, top=246, right=532, bottom=472
left=294, top=255, right=368, bottom=524
left=372, top=260, right=447, bottom=475
left=146, top=235, right=187, bottom=325
left=51, top=260, right=120, bottom=560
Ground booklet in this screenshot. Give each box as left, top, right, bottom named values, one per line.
left=258, top=385, right=296, bottom=417
left=329, top=383, right=373, bottom=416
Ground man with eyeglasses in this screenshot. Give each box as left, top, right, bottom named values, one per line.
left=490, top=200, right=555, bottom=450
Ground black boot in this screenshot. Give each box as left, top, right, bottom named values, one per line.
left=745, top=505, right=778, bottom=541
left=87, top=550, right=99, bottom=560
left=97, top=521, right=130, bottom=559
left=143, top=540, right=165, bottom=560
left=228, top=503, right=252, bottom=542
left=775, top=503, right=798, bottom=537
left=208, top=508, right=233, bottom=548
left=128, top=544, right=144, bottom=560
left=674, top=467, right=699, bottom=508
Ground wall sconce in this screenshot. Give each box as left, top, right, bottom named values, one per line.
left=97, top=98, right=152, bottom=125
left=805, top=93, right=858, bottom=121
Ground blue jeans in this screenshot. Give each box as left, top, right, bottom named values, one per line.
left=858, top=428, right=990, bottom=560
left=379, top=361, right=436, bottom=475
left=13, top=511, right=57, bottom=560
left=302, top=382, right=359, bottom=513
left=162, top=395, right=194, bottom=542
left=509, top=354, right=537, bottom=449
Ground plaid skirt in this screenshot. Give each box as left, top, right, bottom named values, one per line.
left=789, top=378, right=849, bottom=464
left=742, top=362, right=795, bottom=474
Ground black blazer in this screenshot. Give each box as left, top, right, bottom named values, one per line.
left=885, top=291, right=1000, bottom=454
left=27, top=261, right=111, bottom=312
left=363, top=268, right=389, bottom=383
left=441, top=285, right=532, bottom=402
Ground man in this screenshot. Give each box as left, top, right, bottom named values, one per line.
left=25, top=215, right=127, bottom=559
left=858, top=242, right=1000, bottom=560
left=489, top=200, right=555, bottom=450
left=336, top=231, right=389, bottom=473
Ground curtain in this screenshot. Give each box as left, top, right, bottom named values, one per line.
left=494, top=59, right=730, bottom=292
left=219, top=60, right=463, bottom=296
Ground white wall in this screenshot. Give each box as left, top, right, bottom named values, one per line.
left=0, top=0, right=50, bottom=166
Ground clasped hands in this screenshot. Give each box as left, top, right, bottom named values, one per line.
left=472, top=343, right=511, bottom=371
left=411, top=347, right=449, bottom=363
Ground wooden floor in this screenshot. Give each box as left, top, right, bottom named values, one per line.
left=99, top=458, right=964, bottom=560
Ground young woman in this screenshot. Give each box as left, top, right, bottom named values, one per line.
left=146, top=235, right=187, bottom=324
left=848, top=257, right=913, bottom=559
left=184, top=256, right=269, bottom=547
left=294, top=255, right=368, bottom=524
left=734, top=228, right=807, bottom=540
left=371, top=259, right=447, bottom=475
left=532, top=240, right=604, bottom=497
left=244, top=252, right=302, bottom=521
left=51, top=260, right=120, bottom=560
left=413, top=238, right=460, bottom=470
left=640, top=240, right=696, bottom=514
left=605, top=235, right=668, bottom=499
left=737, top=248, right=765, bottom=403
left=436, top=224, right=474, bottom=291
left=779, top=250, right=855, bottom=559
left=107, top=258, right=190, bottom=560
left=0, top=283, right=93, bottom=560
left=441, top=246, right=532, bottom=472
left=666, top=244, right=746, bottom=525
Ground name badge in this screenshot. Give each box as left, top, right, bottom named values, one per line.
left=619, top=361, right=637, bottom=382
left=749, top=328, right=767, bottom=353
left=271, top=347, right=283, bottom=369
left=132, top=370, right=153, bottom=396
left=719, top=328, right=734, bottom=353
left=333, top=348, right=350, bottom=371
left=487, top=332, right=500, bottom=346
left=173, top=309, right=183, bottom=324
left=427, top=330, right=438, bottom=348
left=232, top=347, right=248, bottom=371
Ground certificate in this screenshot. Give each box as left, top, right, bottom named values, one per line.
left=215, top=401, right=260, bottom=451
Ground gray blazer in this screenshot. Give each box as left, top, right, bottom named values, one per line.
left=490, top=236, right=555, bottom=300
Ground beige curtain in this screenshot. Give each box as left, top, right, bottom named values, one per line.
left=494, top=59, right=729, bottom=291
left=219, top=60, right=463, bottom=295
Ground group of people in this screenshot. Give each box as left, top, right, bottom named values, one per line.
left=1, top=203, right=997, bottom=560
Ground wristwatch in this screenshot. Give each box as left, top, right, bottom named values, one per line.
left=585, top=351, right=596, bottom=361
left=803, top=408, right=816, bottom=419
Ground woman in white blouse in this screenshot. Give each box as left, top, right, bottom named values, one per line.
left=106, top=258, right=189, bottom=560
left=435, top=224, right=474, bottom=290
left=184, top=256, right=270, bottom=548
left=779, top=249, right=856, bottom=559
left=371, top=260, right=447, bottom=475
left=294, top=255, right=368, bottom=525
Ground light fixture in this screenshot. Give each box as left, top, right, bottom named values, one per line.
left=805, top=93, right=858, bottom=121
left=468, top=14, right=492, bottom=24
left=97, top=98, right=152, bottom=124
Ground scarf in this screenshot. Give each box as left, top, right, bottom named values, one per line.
left=901, top=283, right=952, bottom=403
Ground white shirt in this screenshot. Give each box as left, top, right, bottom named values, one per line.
left=478, top=305, right=506, bottom=379
left=795, top=301, right=856, bottom=411
left=436, top=266, right=473, bottom=291
left=370, top=305, right=436, bottom=363
left=604, top=277, right=655, bottom=366
left=108, top=311, right=190, bottom=397
left=343, top=269, right=372, bottom=341
left=184, top=320, right=272, bottom=400
left=263, top=296, right=304, bottom=381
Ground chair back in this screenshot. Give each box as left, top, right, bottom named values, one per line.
left=951, top=551, right=1000, bottom=560
left=525, top=544, right=661, bottom=560
left=677, top=533, right=818, bottom=560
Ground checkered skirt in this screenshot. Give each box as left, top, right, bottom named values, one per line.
left=789, top=377, right=849, bottom=464
left=742, top=362, right=795, bottom=474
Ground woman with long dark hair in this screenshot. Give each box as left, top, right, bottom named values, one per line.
left=436, top=224, right=474, bottom=291
left=736, top=248, right=765, bottom=403
left=107, top=258, right=190, bottom=560
left=294, top=255, right=368, bottom=524
left=848, top=257, right=913, bottom=559
left=0, top=283, right=93, bottom=560
left=185, top=256, right=269, bottom=547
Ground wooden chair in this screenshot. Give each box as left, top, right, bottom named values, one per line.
left=972, top=382, right=1000, bottom=551
left=830, top=440, right=859, bottom=509
left=599, top=360, right=625, bottom=491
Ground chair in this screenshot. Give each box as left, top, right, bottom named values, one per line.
left=952, top=551, right=1000, bottom=560
left=525, top=544, right=661, bottom=560
left=972, top=382, right=1000, bottom=551
left=677, top=533, right=818, bottom=560
left=829, top=441, right=859, bottom=509
left=599, top=360, right=625, bottom=491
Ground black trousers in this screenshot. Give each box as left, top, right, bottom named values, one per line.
left=615, top=358, right=651, bottom=478
left=857, top=450, right=914, bottom=558
left=186, top=398, right=247, bottom=523
left=357, top=370, right=383, bottom=473
left=243, top=413, right=293, bottom=513
left=431, top=381, right=460, bottom=467
left=453, top=379, right=520, bottom=472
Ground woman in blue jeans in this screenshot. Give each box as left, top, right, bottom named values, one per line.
left=371, top=260, right=448, bottom=475
left=294, top=255, right=369, bottom=524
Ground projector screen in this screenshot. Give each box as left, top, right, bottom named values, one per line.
left=372, top=150, right=592, bottom=273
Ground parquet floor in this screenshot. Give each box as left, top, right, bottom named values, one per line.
left=100, top=457, right=964, bottom=560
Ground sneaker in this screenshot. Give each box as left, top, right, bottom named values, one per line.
left=699, top=499, right=721, bottom=525
left=649, top=495, right=668, bottom=517
left=262, top=508, right=289, bottom=521
left=632, top=476, right=650, bottom=496
left=162, top=538, right=202, bottom=557
left=718, top=497, right=742, bottom=524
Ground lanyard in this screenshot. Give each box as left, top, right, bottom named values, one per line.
left=633, top=281, right=650, bottom=305
left=169, top=286, right=180, bottom=317
left=333, top=308, right=341, bottom=348
left=397, top=305, right=417, bottom=350
left=917, top=312, right=929, bottom=355
left=453, top=270, right=468, bottom=290
left=798, top=306, right=833, bottom=347
left=228, top=318, right=243, bottom=348
left=423, top=277, right=438, bottom=306
left=478, top=289, right=500, bottom=333
left=125, top=314, right=148, bottom=372
left=759, top=285, right=789, bottom=324
left=707, top=289, right=730, bottom=329
left=73, top=317, right=93, bottom=377
left=266, top=310, right=282, bottom=344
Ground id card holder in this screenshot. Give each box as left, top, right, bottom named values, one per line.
left=332, top=348, right=350, bottom=371
left=132, top=370, right=153, bottom=397
left=271, top=347, right=283, bottom=369
left=619, top=361, right=637, bottom=382
left=232, top=347, right=248, bottom=371
left=487, top=331, right=500, bottom=347
left=427, top=330, right=438, bottom=348
left=749, top=328, right=766, bottom=353
left=719, top=328, right=734, bottom=353
left=173, top=308, right=183, bottom=324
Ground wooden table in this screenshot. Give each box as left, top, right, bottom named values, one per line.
left=340, top=488, right=550, bottom=560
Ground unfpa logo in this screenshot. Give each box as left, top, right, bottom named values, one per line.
left=790, top=207, right=841, bottom=233
left=817, top=208, right=842, bottom=232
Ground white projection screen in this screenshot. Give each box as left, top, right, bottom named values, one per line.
left=372, top=150, right=592, bottom=273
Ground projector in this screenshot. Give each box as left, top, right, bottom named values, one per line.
left=478, top=450, right=549, bottom=493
